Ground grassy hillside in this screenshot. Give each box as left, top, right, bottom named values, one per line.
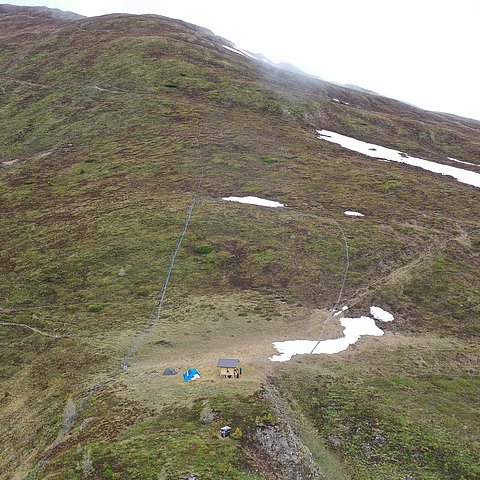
left=0, top=6, right=479, bottom=479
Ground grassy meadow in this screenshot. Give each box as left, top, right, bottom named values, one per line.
left=0, top=8, right=479, bottom=479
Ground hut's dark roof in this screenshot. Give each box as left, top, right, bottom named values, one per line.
left=217, top=358, right=239, bottom=368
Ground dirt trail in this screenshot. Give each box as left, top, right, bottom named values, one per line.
left=1, top=149, right=54, bottom=169
left=0, top=321, right=64, bottom=339
left=349, top=230, right=469, bottom=308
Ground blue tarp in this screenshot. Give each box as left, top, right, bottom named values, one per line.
left=183, top=368, right=201, bottom=382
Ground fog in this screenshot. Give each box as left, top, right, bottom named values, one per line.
left=5, top=0, right=480, bottom=120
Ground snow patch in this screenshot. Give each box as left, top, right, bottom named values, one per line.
left=370, top=306, right=394, bottom=322
left=222, top=45, right=257, bottom=60
left=236, top=47, right=258, bottom=60
left=270, top=316, right=384, bottom=362
left=344, top=210, right=364, bottom=217
left=317, top=129, right=480, bottom=189
left=333, top=305, right=349, bottom=316
left=448, top=157, right=477, bottom=167
left=270, top=306, right=395, bottom=362
left=222, top=44, right=248, bottom=57
left=222, top=196, right=285, bottom=208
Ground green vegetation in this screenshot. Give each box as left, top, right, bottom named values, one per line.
left=194, top=244, right=215, bottom=255
left=0, top=6, right=478, bottom=480
left=277, top=340, right=480, bottom=480
left=44, top=392, right=269, bottom=479
left=260, top=156, right=278, bottom=165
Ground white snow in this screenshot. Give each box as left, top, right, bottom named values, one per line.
left=270, top=316, right=385, bottom=362
left=222, top=196, right=285, bottom=208
left=317, top=129, right=480, bottom=189
left=448, top=157, right=477, bottom=167
left=269, top=340, right=321, bottom=362
left=236, top=47, right=258, bottom=60
left=333, top=305, right=349, bottom=316
left=222, top=44, right=248, bottom=57
left=370, top=306, right=394, bottom=322
left=344, top=210, right=364, bottom=217
left=222, top=45, right=257, bottom=60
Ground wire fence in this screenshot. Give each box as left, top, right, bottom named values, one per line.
left=22, top=84, right=353, bottom=477
left=27, top=101, right=230, bottom=480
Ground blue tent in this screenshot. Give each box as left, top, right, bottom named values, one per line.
left=183, top=368, right=201, bottom=382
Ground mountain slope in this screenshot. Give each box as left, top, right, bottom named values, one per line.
left=0, top=6, right=479, bottom=480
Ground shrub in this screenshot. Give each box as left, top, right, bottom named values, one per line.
left=194, top=245, right=214, bottom=255
left=261, top=156, right=277, bottom=164
left=256, top=410, right=276, bottom=427
left=87, top=303, right=105, bottom=313
left=230, top=427, right=243, bottom=440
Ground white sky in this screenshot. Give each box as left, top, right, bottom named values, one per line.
left=5, top=0, right=480, bottom=120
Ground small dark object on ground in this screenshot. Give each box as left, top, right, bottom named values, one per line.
left=163, top=368, right=178, bottom=375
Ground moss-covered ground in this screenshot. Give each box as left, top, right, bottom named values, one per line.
left=0, top=8, right=479, bottom=480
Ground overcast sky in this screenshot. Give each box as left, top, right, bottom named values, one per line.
left=6, top=0, right=480, bottom=120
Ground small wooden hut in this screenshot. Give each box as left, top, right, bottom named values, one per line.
left=217, top=358, right=241, bottom=378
